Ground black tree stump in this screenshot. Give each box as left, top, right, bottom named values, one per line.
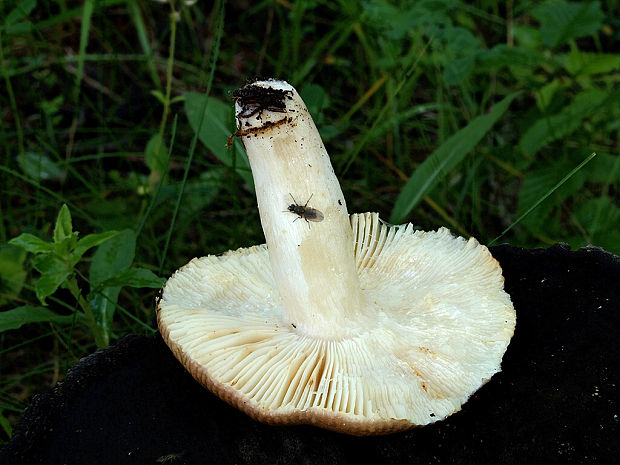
left=2, top=244, right=619, bottom=465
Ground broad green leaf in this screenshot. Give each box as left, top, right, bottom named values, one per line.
left=87, top=290, right=118, bottom=347
left=8, top=233, right=53, bottom=254
left=1, top=0, right=36, bottom=35
left=532, top=0, right=604, bottom=49
left=478, top=45, right=543, bottom=70
left=513, top=25, right=542, bottom=50
left=71, top=230, right=119, bottom=265
left=99, top=268, right=165, bottom=289
left=4, top=0, right=37, bottom=27
left=183, top=92, right=254, bottom=188
left=443, top=55, right=475, bottom=87
left=535, top=79, right=564, bottom=112
left=88, top=229, right=136, bottom=344
left=0, top=246, right=27, bottom=305
left=53, top=204, right=73, bottom=244
left=154, top=170, right=222, bottom=223
left=0, top=305, right=77, bottom=332
left=53, top=204, right=79, bottom=257
left=583, top=153, right=620, bottom=184
left=144, top=133, right=169, bottom=177
left=362, top=0, right=452, bottom=40
left=519, top=89, right=613, bottom=156
left=89, top=229, right=136, bottom=287
left=32, top=254, right=72, bottom=304
left=563, top=51, right=620, bottom=76
left=300, top=84, right=330, bottom=123
left=17, top=151, right=65, bottom=182
left=575, top=196, right=620, bottom=236
left=32, top=253, right=68, bottom=275
left=390, top=91, right=520, bottom=223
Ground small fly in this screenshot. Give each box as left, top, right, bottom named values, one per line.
left=286, top=193, right=324, bottom=227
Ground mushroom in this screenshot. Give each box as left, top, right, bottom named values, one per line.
left=157, top=79, right=516, bottom=436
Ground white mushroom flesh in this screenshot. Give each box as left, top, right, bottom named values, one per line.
left=157, top=79, right=516, bottom=435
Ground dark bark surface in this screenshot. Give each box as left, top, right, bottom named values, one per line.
left=2, top=244, right=619, bottom=465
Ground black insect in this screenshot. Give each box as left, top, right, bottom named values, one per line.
left=232, top=85, right=293, bottom=119
left=286, top=193, right=324, bottom=227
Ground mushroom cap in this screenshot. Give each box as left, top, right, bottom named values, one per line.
left=157, top=213, right=516, bottom=435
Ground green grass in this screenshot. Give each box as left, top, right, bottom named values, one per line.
left=1, top=0, right=618, bottom=443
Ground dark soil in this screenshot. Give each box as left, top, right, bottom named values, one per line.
left=1, top=244, right=619, bottom=465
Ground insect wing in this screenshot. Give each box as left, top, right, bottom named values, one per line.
left=305, top=208, right=324, bottom=222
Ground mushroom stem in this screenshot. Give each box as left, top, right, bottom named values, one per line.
left=235, top=79, right=361, bottom=338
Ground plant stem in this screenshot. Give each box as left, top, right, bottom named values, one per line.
left=64, top=275, right=107, bottom=347
left=154, top=1, right=178, bottom=177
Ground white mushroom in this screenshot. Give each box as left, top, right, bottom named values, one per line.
left=157, top=79, right=516, bottom=435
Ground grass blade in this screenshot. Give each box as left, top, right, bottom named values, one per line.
left=126, top=0, right=161, bottom=89
left=74, top=0, right=95, bottom=99
left=389, top=91, right=520, bottom=224
left=488, top=152, right=597, bottom=246
left=159, top=0, right=226, bottom=275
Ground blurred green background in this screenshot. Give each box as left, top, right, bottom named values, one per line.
left=1, top=0, right=618, bottom=442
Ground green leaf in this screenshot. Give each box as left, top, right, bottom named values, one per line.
left=87, top=290, right=118, bottom=348
left=99, top=268, right=165, bottom=289
left=183, top=92, right=254, bottom=188
left=31, top=254, right=71, bottom=304
left=71, top=230, right=119, bottom=265
left=0, top=305, right=77, bottom=332
left=513, top=25, right=542, bottom=50
left=150, top=89, right=167, bottom=105
left=0, top=245, right=27, bottom=305
left=477, top=45, right=544, bottom=74
left=0, top=409, right=12, bottom=438
left=89, top=229, right=135, bottom=288
left=443, top=55, right=475, bottom=87
left=532, top=0, right=604, bottom=49
left=145, top=133, right=169, bottom=176
left=583, top=153, right=620, bottom=184
left=1, top=0, right=36, bottom=35
left=88, top=229, right=136, bottom=343
left=17, top=151, right=65, bottom=182
left=300, top=84, right=330, bottom=121
left=390, top=91, right=520, bottom=223
left=154, top=169, right=222, bottom=223
left=535, top=79, right=564, bottom=112
left=575, top=196, right=620, bottom=239
left=126, top=0, right=161, bottom=88
left=36, top=272, right=71, bottom=304
left=8, top=233, right=53, bottom=254
left=519, top=89, right=613, bottom=156
left=362, top=0, right=452, bottom=40
left=563, top=51, right=620, bottom=76
left=53, top=204, right=73, bottom=244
